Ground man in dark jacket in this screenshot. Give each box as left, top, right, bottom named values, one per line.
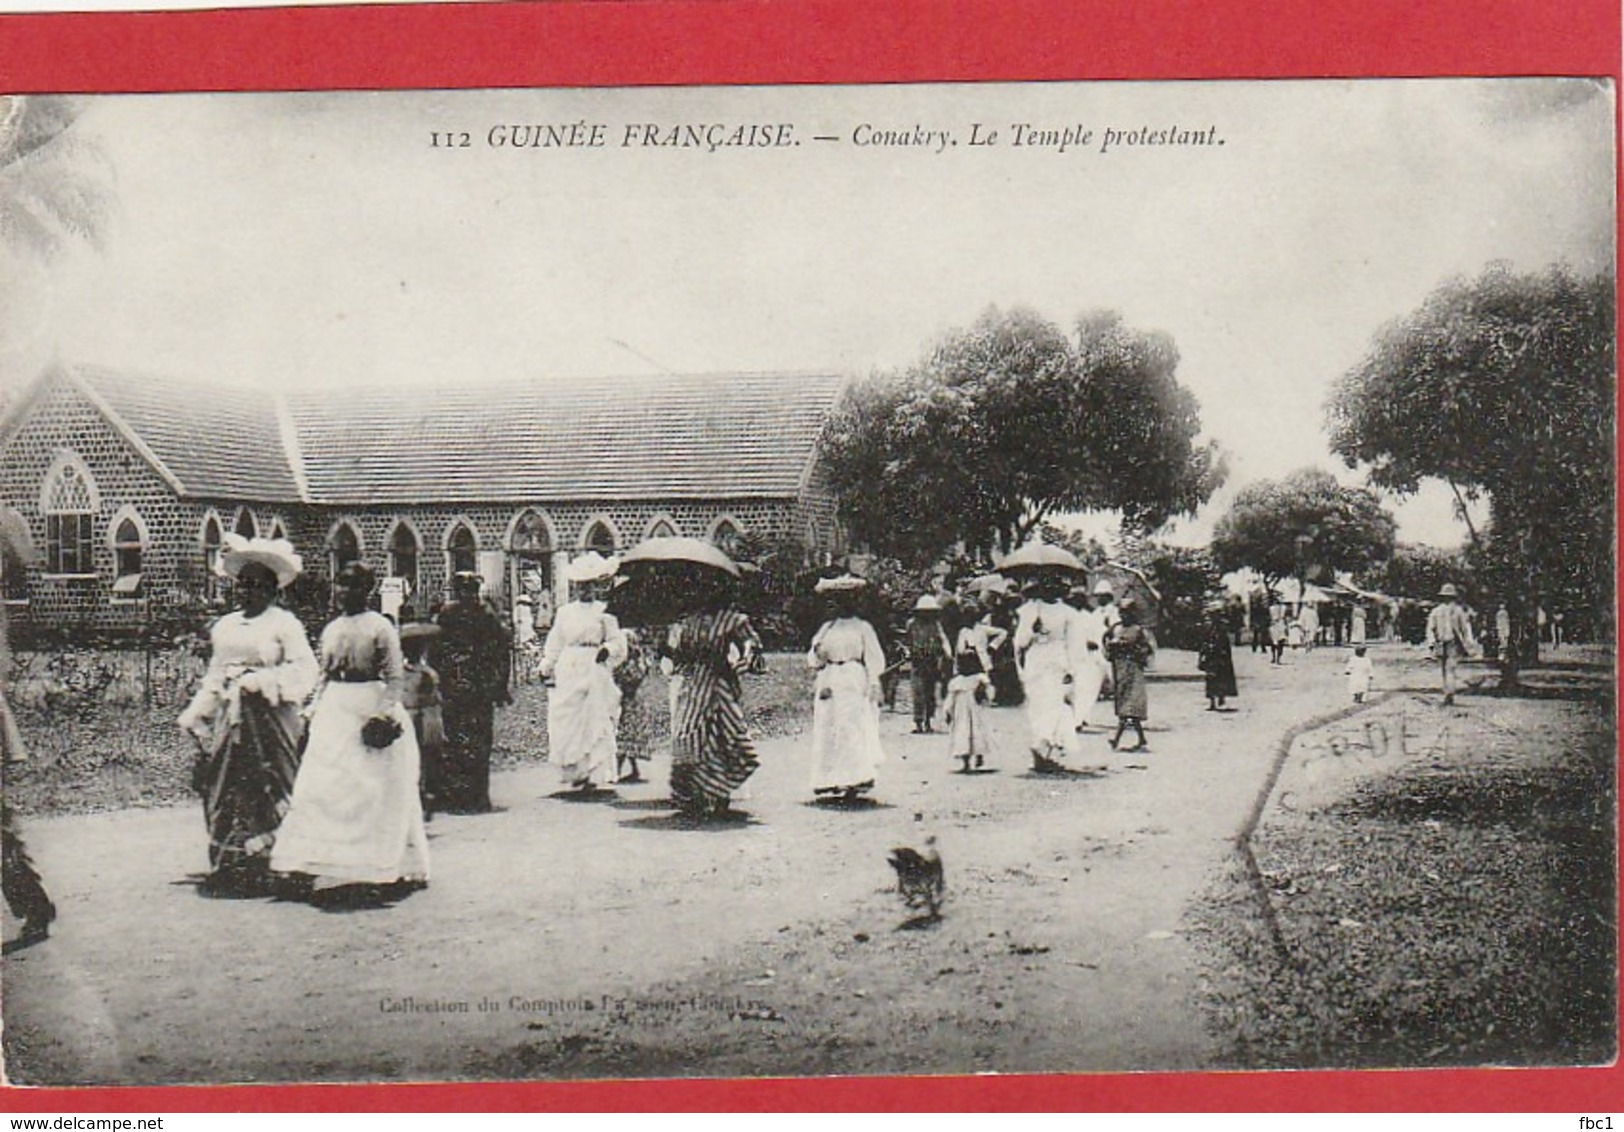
left=435, top=573, right=512, bottom=812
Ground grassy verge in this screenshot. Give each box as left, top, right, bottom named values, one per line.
left=1192, top=689, right=1616, bottom=1068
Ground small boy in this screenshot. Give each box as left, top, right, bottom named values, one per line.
left=1345, top=645, right=1375, bottom=704
left=399, top=623, right=447, bottom=819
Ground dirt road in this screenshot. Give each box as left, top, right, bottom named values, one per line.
left=4, top=644, right=1370, bottom=1085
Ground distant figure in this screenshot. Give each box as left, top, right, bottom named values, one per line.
left=1346, top=645, right=1375, bottom=704
left=1197, top=602, right=1238, bottom=711
left=905, top=595, right=952, bottom=734
left=1297, top=602, right=1320, bottom=651
left=1426, top=583, right=1477, bottom=706
left=1350, top=603, right=1367, bottom=647
left=1250, top=597, right=1271, bottom=654
left=1493, top=604, right=1512, bottom=664
left=1268, top=601, right=1288, bottom=664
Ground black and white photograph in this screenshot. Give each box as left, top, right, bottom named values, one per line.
left=0, top=78, right=1615, bottom=1086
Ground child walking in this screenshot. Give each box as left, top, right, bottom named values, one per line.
left=400, top=623, right=447, bottom=819
left=945, top=609, right=998, bottom=772
left=1345, top=644, right=1375, bottom=704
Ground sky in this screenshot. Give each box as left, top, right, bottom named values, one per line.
left=1, top=79, right=1614, bottom=549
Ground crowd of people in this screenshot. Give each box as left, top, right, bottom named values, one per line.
left=1, top=524, right=1510, bottom=928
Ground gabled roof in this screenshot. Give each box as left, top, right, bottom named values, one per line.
left=284, top=371, right=846, bottom=506
left=19, top=367, right=847, bottom=506
left=71, top=366, right=302, bottom=502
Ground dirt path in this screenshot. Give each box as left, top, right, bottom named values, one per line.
left=4, top=644, right=1370, bottom=1085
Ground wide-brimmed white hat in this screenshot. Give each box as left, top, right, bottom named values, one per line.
left=565, top=551, right=620, bottom=583
left=914, top=595, right=941, bottom=611
left=218, top=534, right=302, bottom=589
left=1438, top=583, right=1459, bottom=598
left=1092, top=580, right=1116, bottom=596
left=814, top=573, right=868, bottom=594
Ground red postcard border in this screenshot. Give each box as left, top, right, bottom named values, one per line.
left=0, top=0, right=1619, bottom=1113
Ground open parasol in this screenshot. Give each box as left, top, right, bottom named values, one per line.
left=963, top=572, right=1014, bottom=596
left=619, top=536, right=741, bottom=579
left=994, top=541, right=1085, bottom=576
left=607, top=537, right=742, bottom=626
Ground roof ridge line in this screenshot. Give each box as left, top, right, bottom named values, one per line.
left=69, top=368, right=190, bottom=498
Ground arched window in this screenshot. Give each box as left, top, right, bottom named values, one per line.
left=41, top=452, right=97, bottom=575
left=388, top=522, right=420, bottom=595
left=267, top=517, right=288, bottom=541
left=112, top=515, right=144, bottom=582
left=582, top=519, right=617, bottom=554
left=508, top=509, right=554, bottom=608
left=329, top=521, right=362, bottom=577
left=234, top=509, right=257, bottom=539
left=446, top=522, right=478, bottom=577
left=646, top=517, right=678, bottom=540
left=201, top=513, right=225, bottom=599
left=710, top=517, right=744, bottom=558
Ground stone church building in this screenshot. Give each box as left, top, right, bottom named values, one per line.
left=0, top=365, right=848, bottom=636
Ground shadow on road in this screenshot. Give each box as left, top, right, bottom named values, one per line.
left=618, top=810, right=759, bottom=832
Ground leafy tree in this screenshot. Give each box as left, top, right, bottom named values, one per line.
left=821, top=306, right=1225, bottom=566
left=1356, top=542, right=1470, bottom=602
left=1209, top=468, right=1397, bottom=593
left=1, top=96, right=113, bottom=261
left=1327, top=263, right=1614, bottom=679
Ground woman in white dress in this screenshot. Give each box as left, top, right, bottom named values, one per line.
left=178, top=535, right=319, bottom=896
left=1065, top=584, right=1109, bottom=734
left=945, top=597, right=1004, bottom=772
left=540, top=552, right=628, bottom=791
left=1014, top=573, right=1084, bottom=773
left=807, top=575, right=888, bottom=800
left=271, top=562, right=429, bottom=898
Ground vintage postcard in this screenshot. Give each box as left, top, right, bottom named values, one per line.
left=0, top=4, right=1617, bottom=1111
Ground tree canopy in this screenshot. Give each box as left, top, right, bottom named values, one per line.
left=821, top=306, right=1226, bottom=566
left=1327, top=262, right=1614, bottom=651
left=0, top=96, right=113, bottom=261
left=1209, top=467, right=1396, bottom=589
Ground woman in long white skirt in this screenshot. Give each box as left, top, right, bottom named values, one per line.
left=272, top=562, right=429, bottom=896
left=540, top=553, right=628, bottom=791
left=1066, top=586, right=1109, bottom=733
left=807, top=575, right=888, bottom=800
left=1014, top=574, right=1084, bottom=773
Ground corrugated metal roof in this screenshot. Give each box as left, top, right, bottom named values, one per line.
left=68, top=369, right=847, bottom=505
left=74, top=366, right=303, bottom=501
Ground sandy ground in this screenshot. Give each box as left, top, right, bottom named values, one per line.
left=0, top=643, right=1503, bottom=1085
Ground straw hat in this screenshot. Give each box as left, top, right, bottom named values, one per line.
left=1092, top=579, right=1115, bottom=597
left=1438, top=583, right=1459, bottom=599
left=565, top=551, right=620, bottom=583
left=914, top=595, right=941, bottom=612
left=218, top=534, right=303, bottom=589
left=399, top=622, right=443, bottom=643
left=814, top=573, right=868, bottom=594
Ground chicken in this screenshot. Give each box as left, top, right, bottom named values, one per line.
left=888, top=836, right=945, bottom=919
